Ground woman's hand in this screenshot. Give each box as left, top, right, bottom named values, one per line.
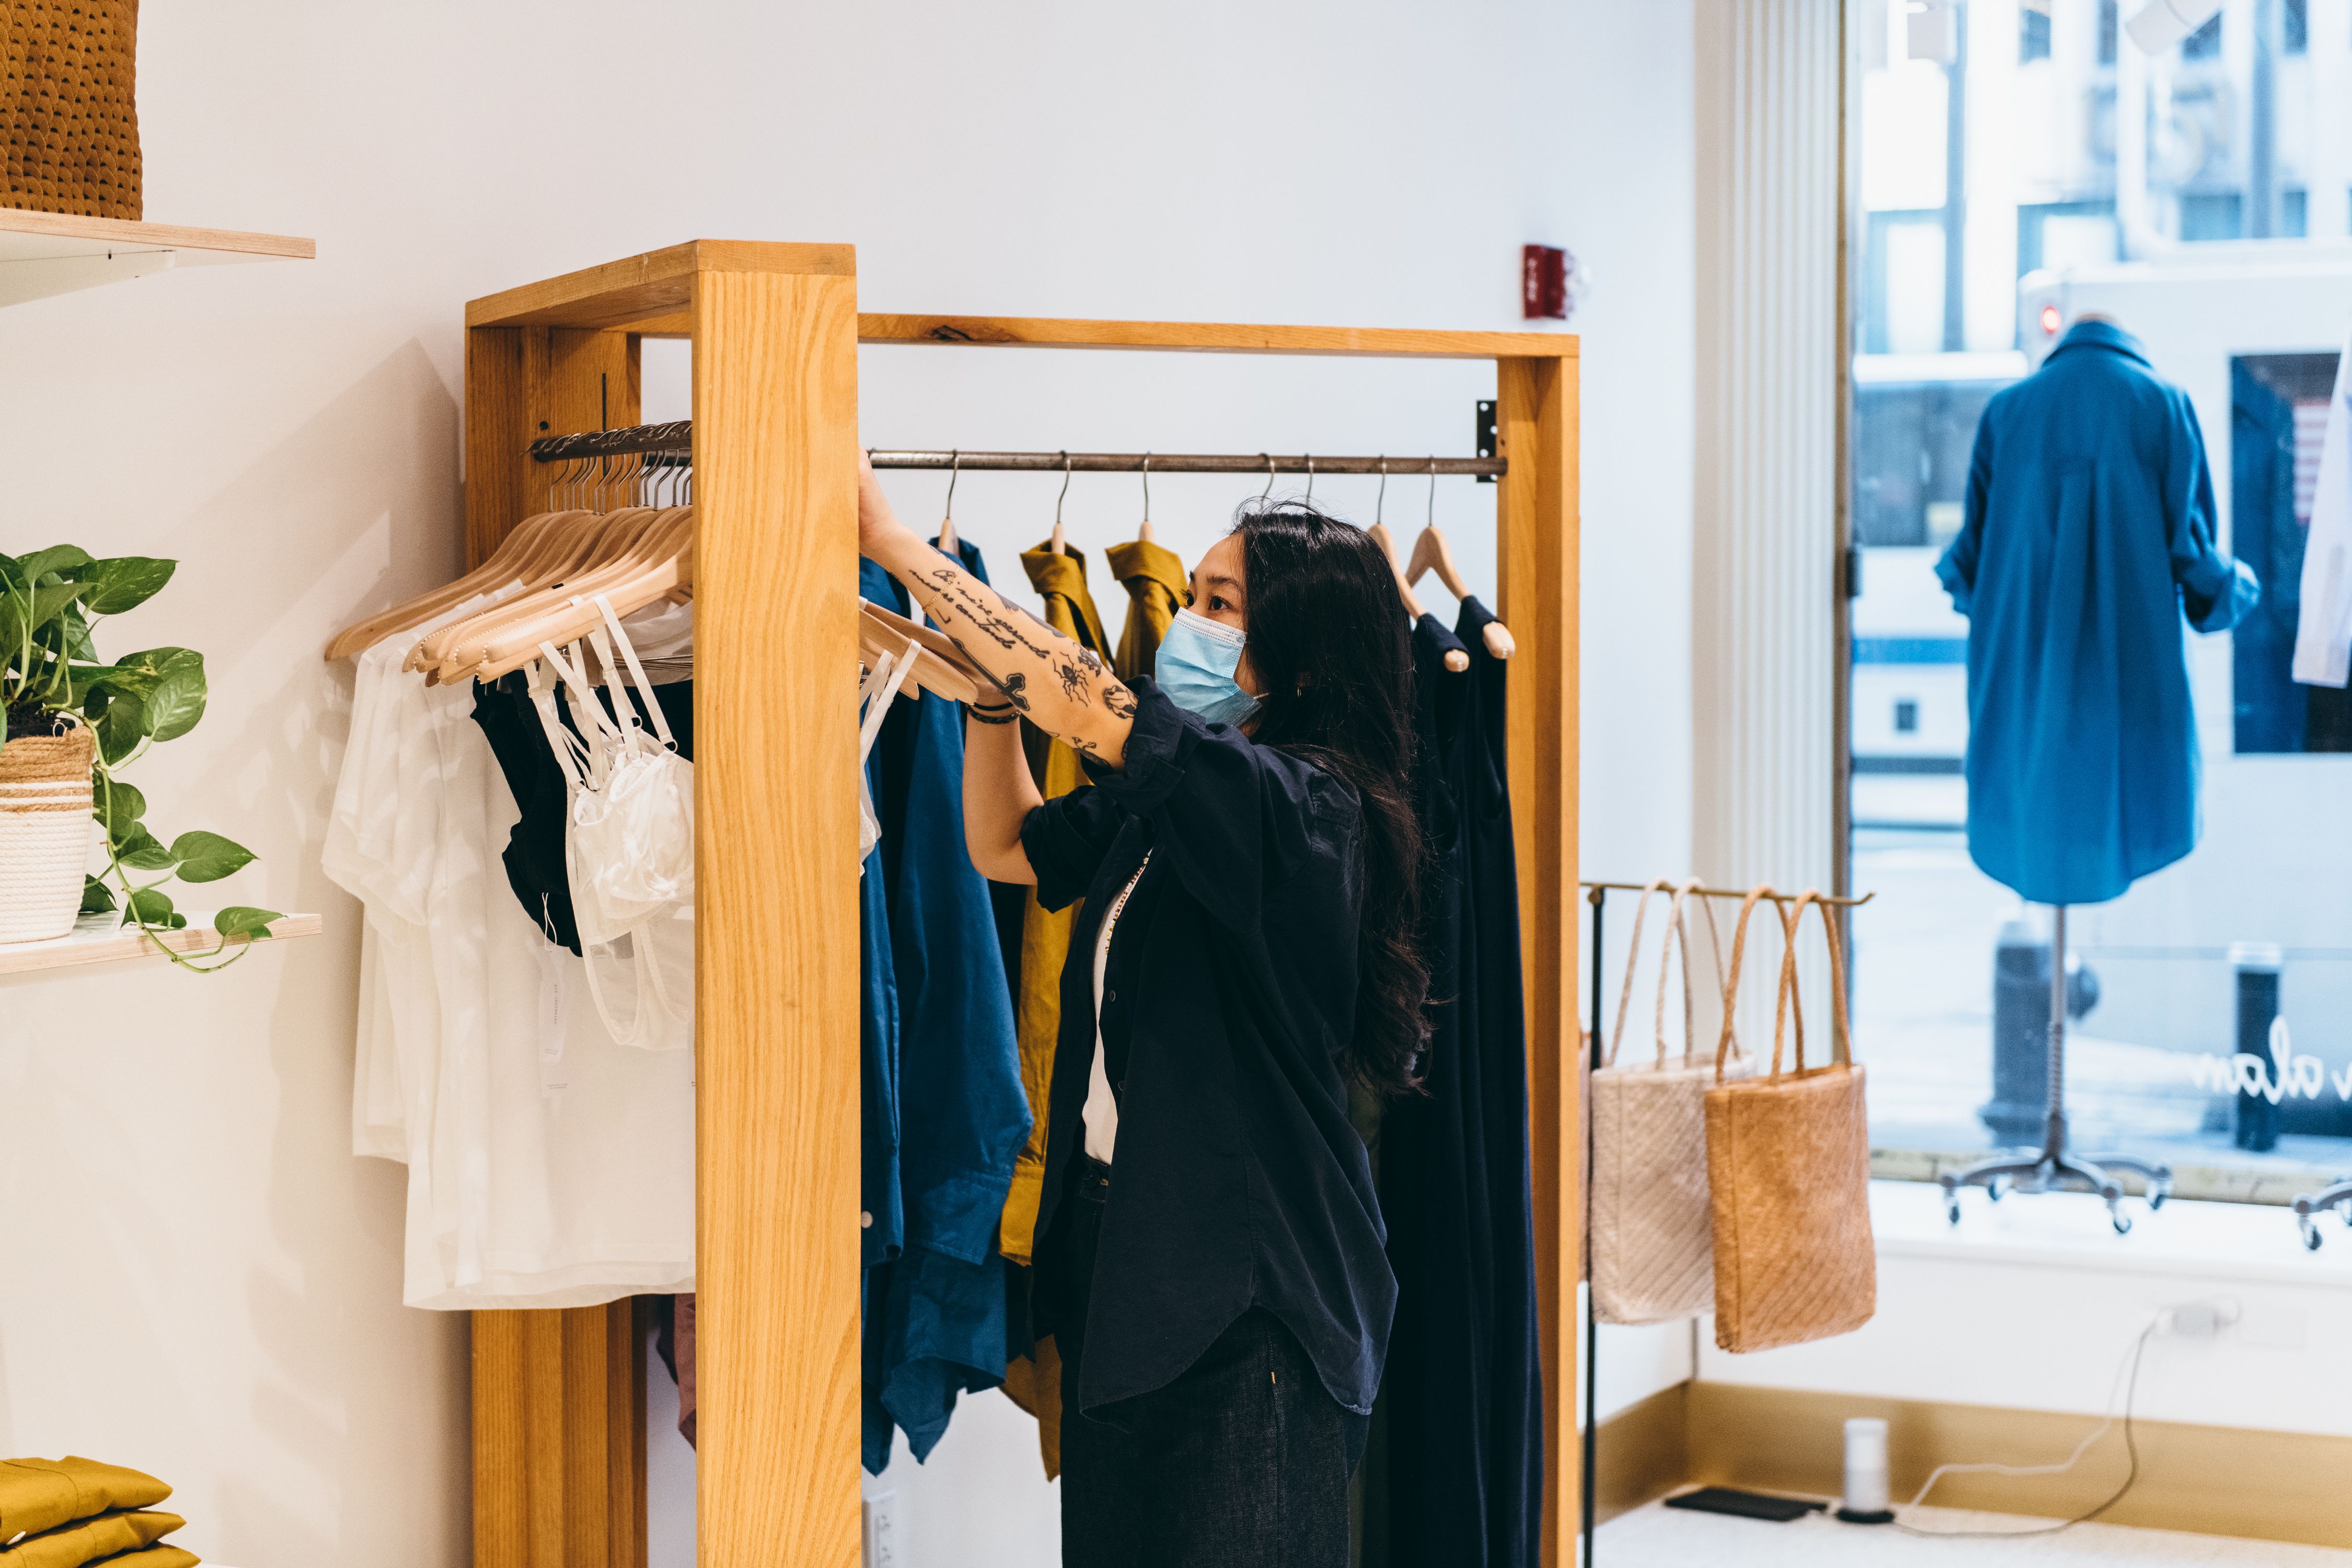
left=858, top=448, right=922, bottom=566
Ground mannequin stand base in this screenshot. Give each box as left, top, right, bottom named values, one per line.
left=1940, top=1149, right=2173, bottom=1235
left=1835, top=1507, right=1895, bottom=1526
left=2293, top=1180, right=2352, bottom=1251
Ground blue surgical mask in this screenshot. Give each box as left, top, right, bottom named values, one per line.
left=1155, top=606, right=1259, bottom=727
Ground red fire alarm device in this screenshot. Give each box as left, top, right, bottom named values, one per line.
left=1523, top=244, right=1569, bottom=320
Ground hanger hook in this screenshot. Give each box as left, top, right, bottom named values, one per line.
left=1260, top=452, right=1275, bottom=502
left=1376, top=456, right=1387, bottom=526
left=1057, top=450, right=1073, bottom=527
left=946, top=448, right=960, bottom=520
left=1427, top=456, right=1439, bottom=529
left=1140, top=452, right=1151, bottom=522
left=1305, top=453, right=1315, bottom=502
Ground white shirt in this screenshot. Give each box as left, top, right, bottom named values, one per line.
left=2293, top=326, right=2352, bottom=687
left=1082, top=856, right=1150, bottom=1164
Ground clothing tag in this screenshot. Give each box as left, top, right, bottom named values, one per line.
left=534, top=937, right=569, bottom=1098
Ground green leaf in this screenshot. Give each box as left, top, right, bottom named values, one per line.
left=78, top=875, right=117, bottom=915
left=0, top=552, right=23, bottom=592
left=60, top=605, right=97, bottom=662
left=118, top=827, right=178, bottom=871
left=143, top=660, right=207, bottom=742
left=124, top=886, right=184, bottom=929
left=17, top=546, right=94, bottom=582
left=26, top=581, right=82, bottom=635
left=99, top=647, right=200, bottom=698
left=95, top=695, right=145, bottom=764
left=171, top=830, right=255, bottom=884
left=78, top=557, right=176, bottom=616
left=94, top=777, right=147, bottom=838
left=213, top=906, right=282, bottom=941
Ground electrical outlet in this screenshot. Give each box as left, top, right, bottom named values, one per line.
left=863, top=1490, right=902, bottom=1568
left=2157, top=1297, right=2242, bottom=1338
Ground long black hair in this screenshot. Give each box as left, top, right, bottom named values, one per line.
left=1229, top=499, right=1430, bottom=1097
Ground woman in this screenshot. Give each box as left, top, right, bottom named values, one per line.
left=858, top=454, right=1427, bottom=1567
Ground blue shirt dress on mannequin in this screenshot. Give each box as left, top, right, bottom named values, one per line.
left=1936, top=317, right=2259, bottom=906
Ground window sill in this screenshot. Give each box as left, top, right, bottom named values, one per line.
left=1869, top=1180, right=2352, bottom=1287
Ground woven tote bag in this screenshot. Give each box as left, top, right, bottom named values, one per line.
left=2, top=1, right=143, bottom=219
left=1589, top=879, right=1748, bottom=1325
left=1704, top=887, right=1875, bottom=1353
left=0, top=725, right=96, bottom=942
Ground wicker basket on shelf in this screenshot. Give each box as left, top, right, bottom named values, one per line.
left=3, top=0, right=142, bottom=220
left=0, top=725, right=96, bottom=943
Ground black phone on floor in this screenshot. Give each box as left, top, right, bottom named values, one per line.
left=1662, top=1486, right=1825, bottom=1522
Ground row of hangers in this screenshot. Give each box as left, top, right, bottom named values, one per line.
left=325, top=454, right=696, bottom=679
left=919, top=451, right=1516, bottom=671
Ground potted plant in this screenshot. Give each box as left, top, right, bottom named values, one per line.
left=2, top=545, right=279, bottom=967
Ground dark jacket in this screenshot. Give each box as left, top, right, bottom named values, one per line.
left=1021, top=679, right=1396, bottom=1416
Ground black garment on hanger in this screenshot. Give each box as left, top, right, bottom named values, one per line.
left=1373, top=602, right=1541, bottom=1568
left=468, top=675, right=693, bottom=954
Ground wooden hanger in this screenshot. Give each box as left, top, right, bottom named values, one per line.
left=462, top=523, right=696, bottom=684
left=323, top=508, right=562, bottom=662
left=1369, top=518, right=1469, bottom=673
left=1405, top=523, right=1517, bottom=660
left=858, top=602, right=991, bottom=706
left=407, top=508, right=661, bottom=676
left=430, top=508, right=688, bottom=683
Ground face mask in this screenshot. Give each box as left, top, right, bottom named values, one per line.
left=1155, top=606, right=1260, bottom=727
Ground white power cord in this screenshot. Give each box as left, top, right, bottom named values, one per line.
left=1890, top=1317, right=2161, bottom=1539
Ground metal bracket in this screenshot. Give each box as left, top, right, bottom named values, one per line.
left=1843, top=545, right=1864, bottom=599
left=1475, top=400, right=1497, bottom=482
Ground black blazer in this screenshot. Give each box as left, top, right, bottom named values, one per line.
left=1021, top=678, right=1395, bottom=1416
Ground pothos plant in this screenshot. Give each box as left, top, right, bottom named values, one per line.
left=2, top=544, right=281, bottom=971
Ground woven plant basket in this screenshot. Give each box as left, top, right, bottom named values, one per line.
left=3, top=1, right=143, bottom=220
left=0, top=725, right=96, bottom=942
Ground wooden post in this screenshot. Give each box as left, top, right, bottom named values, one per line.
left=1496, top=350, right=1582, bottom=1568
left=689, top=259, right=865, bottom=1568
left=462, top=319, right=648, bottom=1568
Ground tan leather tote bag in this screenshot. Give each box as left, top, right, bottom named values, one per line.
left=1704, top=887, right=1876, bottom=1353
left=1589, top=880, right=1748, bottom=1325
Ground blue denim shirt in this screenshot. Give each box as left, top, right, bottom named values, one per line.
left=859, top=548, right=1031, bottom=1470
left=1938, top=319, right=2259, bottom=905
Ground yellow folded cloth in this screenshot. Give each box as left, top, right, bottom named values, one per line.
left=88, top=1550, right=195, bottom=1568
left=1, top=1511, right=183, bottom=1568
left=0, top=1462, right=171, bottom=1545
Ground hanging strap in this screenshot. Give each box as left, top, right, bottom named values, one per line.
left=592, top=593, right=680, bottom=753
left=524, top=658, right=593, bottom=793
left=1651, top=882, right=1697, bottom=1069
left=540, top=638, right=623, bottom=788
left=1603, top=878, right=1673, bottom=1068
left=859, top=641, right=917, bottom=767
left=1713, top=885, right=1796, bottom=1083
left=1771, top=889, right=1854, bottom=1081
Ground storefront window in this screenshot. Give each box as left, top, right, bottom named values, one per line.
left=1848, top=0, right=2352, bottom=1186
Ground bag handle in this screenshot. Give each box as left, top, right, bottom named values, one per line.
left=1688, top=888, right=1743, bottom=1067
left=1651, top=882, right=1698, bottom=1068
left=1771, top=888, right=1853, bottom=1081
left=1713, top=884, right=1789, bottom=1082
left=1604, top=878, right=1672, bottom=1067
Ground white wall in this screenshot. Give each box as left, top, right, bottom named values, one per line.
left=0, top=4, right=1698, bottom=1566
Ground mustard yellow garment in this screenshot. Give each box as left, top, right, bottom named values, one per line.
left=90, top=1550, right=195, bottom=1568
left=0, top=1461, right=170, bottom=1545
left=999, top=543, right=1112, bottom=1267
left=996, top=1333, right=1065, bottom=1481
left=1104, top=538, right=1188, bottom=683
left=1, top=1510, right=183, bottom=1568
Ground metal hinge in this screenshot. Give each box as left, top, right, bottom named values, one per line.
left=1475, top=400, right=1497, bottom=483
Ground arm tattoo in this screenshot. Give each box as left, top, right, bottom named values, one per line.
left=901, top=558, right=1133, bottom=746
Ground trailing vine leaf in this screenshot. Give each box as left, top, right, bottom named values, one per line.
left=60, top=604, right=97, bottom=661
left=143, top=667, right=207, bottom=742
left=171, top=830, right=255, bottom=883
left=95, top=777, right=148, bottom=839
left=77, top=557, right=177, bottom=616
left=117, top=826, right=178, bottom=871
left=97, top=647, right=200, bottom=697
left=79, top=875, right=117, bottom=915
left=213, top=906, right=283, bottom=941
left=95, top=694, right=145, bottom=764
left=124, top=886, right=186, bottom=929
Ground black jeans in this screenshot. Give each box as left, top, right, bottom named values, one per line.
left=1057, top=1156, right=1367, bottom=1568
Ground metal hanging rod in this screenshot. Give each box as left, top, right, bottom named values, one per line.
left=527, top=421, right=1506, bottom=477
left=1582, top=880, right=1875, bottom=908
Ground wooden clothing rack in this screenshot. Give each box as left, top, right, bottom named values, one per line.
left=456, top=240, right=1581, bottom=1568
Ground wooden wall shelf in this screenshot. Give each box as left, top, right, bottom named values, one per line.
left=0, top=912, right=321, bottom=976
left=0, top=210, right=314, bottom=310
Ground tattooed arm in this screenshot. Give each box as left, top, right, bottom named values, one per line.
left=859, top=452, right=1136, bottom=883
left=858, top=452, right=1137, bottom=767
